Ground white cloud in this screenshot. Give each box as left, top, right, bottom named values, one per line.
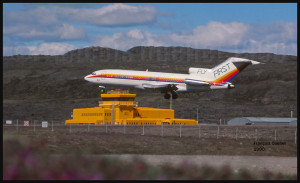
left=242, top=40, right=297, bottom=56
left=3, top=2, right=297, bottom=56
left=4, top=6, right=59, bottom=26
left=92, top=21, right=297, bottom=55
left=92, top=21, right=250, bottom=51
left=4, top=23, right=86, bottom=41
left=248, top=21, right=297, bottom=43
left=59, top=23, right=86, bottom=40
left=4, top=43, right=77, bottom=56
left=127, top=29, right=145, bottom=40
left=55, top=3, right=157, bottom=26
left=93, top=29, right=165, bottom=50
left=169, top=21, right=248, bottom=48
left=4, top=3, right=160, bottom=27
left=3, top=3, right=159, bottom=42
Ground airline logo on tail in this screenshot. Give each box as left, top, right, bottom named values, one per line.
left=213, top=63, right=231, bottom=78
left=189, top=57, right=262, bottom=86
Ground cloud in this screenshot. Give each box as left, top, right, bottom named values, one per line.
left=4, top=3, right=159, bottom=28
left=242, top=40, right=297, bottom=56
left=4, top=43, right=77, bottom=56
left=3, top=2, right=297, bottom=56
left=4, top=21, right=296, bottom=56
left=55, top=3, right=158, bottom=26
left=59, top=23, right=86, bottom=40
left=4, top=6, right=59, bottom=26
left=248, top=21, right=297, bottom=43
left=169, top=21, right=248, bottom=48
left=93, top=29, right=166, bottom=50
left=3, top=3, right=160, bottom=42
left=92, top=21, right=297, bottom=55
left=4, top=23, right=86, bottom=41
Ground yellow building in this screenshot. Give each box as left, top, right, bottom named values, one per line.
left=65, top=90, right=197, bottom=125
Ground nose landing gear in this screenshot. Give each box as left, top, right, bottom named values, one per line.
left=99, top=86, right=106, bottom=93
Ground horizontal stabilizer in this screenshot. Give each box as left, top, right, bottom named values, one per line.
left=251, top=60, right=263, bottom=65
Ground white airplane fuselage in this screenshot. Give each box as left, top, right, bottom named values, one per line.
left=85, top=69, right=202, bottom=92
left=84, top=57, right=262, bottom=97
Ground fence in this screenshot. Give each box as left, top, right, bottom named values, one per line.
left=2, top=119, right=297, bottom=143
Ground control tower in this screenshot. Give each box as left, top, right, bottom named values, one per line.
left=65, top=90, right=197, bottom=125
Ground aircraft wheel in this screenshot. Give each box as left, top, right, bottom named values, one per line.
left=171, top=92, right=178, bottom=99
left=164, top=93, right=171, bottom=99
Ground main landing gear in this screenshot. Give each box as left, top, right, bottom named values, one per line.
left=163, top=91, right=178, bottom=109
left=164, top=93, right=171, bottom=99
left=164, top=91, right=178, bottom=99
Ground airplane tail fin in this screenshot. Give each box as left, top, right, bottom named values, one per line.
left=209, top=57, right=262, bottom=84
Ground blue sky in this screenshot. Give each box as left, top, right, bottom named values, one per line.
left=3, top=3, right=297, bottom=56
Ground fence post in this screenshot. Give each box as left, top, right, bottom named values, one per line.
left=198, top=124, right=201, bottom=138
left=16, top=119, right=19, bottom=133
left=217, top=126, right=219, bottom=139
left=274, top=129, right=277, bottom=141
left=180, top=124, right=181, bottom=138
left=255, top=129, right=257, bottom=141
left=124, top=123, right=126, bottom=134
left=235, top=128, right=238, bottom=140
left=170, top=93, right=172, bottom=109
left=295, top=130, right=297, bottom=144
left=52, top=120, right=53, bottom=132
left=88, top=123, right=90, bottom=132
left=69, top=122, right=72, bottom=133
left=161, top=122, right=163, bottom=137
left=197, top=108, right=199, bottom=123
left=106, top=120, right=107, bottom=133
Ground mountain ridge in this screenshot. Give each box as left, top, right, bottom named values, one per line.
left=3, top=46, right=297, bottom=121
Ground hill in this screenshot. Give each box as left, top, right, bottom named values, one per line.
left=3, top=46, right=297, bottom=122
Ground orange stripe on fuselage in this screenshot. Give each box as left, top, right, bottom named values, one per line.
left=89, top=69, right=239, bottom=85
left=89, top=74, right=185, bottom=83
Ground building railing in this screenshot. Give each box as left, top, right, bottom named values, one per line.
left=98, top=101, right=138, bottom=106
left=107, top=90, right=130, bottom=94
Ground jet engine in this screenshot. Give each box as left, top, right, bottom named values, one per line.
left=210, top=83, right=235, bottom=89
left=184, top=78, right=209, bottom=86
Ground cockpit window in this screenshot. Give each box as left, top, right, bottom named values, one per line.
left=92, top=72, right=96, bottom=75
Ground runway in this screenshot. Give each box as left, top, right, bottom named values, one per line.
left=97, top=154, right=297, bottom=175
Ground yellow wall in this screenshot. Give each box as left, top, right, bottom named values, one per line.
left=135, top=107, right=174, bottom=119
left=65, top=92, right=197, bottom=125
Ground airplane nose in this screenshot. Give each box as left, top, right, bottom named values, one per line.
left=84, top=76, right=89, bottom=81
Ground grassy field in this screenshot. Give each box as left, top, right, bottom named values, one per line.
left=3, top=125, right=297, bottom=180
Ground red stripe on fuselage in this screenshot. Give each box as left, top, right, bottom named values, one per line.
left=89, top=74, right=185, bottom=83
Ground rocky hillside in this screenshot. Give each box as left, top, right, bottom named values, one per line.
left=3, top=46, right=297, bottom=122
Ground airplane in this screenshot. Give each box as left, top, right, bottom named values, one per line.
left=84, top=57, right=262, bottom=99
